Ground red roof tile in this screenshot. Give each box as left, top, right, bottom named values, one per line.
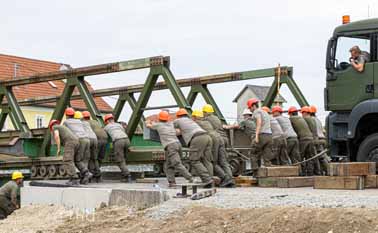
left=0, top=54, right=112, bottom=112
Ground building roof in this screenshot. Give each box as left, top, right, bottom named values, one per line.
left=232, top=84, right=287, bottom=103
left=0, top=54, right=112, bottom=112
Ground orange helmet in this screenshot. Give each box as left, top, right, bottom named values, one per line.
left=262, top=106, right=270, bottom=113
left=176, top=108, right=188, bottom=117
left=310, top=105, right=317, bottom=113
left=301, top=106, right=311, bottom=113
left=65, top=107, right=75, bottom=116
left=82, top=111, right=91, bottom=118
left=247, top=98, right=259, bottom=108
left=104, top=114, right=114, bottom=123
left=287, top=106, right=298, bottom=113
left=159, top=111, right=170, bottom=121
left=272, top=106, right=283, bottom=113
left=49, top=120, right=60, bottom=131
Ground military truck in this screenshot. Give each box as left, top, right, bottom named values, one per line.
left=326, top=18, right=378, bottom=162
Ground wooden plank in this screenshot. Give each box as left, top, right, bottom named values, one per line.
left=135, top=178, right=159, bottom=184
left=328, top=162, right=376, bottom=176
left=234, top=176, right=257, bottom=185
left=365, top=175, right=378, bottom=188
left=236, top=183, right=253, bottom=188
left=277, top=177, right=314, bottom=188
left=258, top=177, right=279, bottom=187
left=257, top=166, right=299, bottom=178
left=314, top=176, right=364, bottom=190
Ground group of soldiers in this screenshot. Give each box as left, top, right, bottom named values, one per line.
left=49, top=107, right=132, bottom=185
left=146, top=104, right=235, bottom=188
left=146, top=98, right=328, bottom=189
left=229, top=98, right=328, bottom=176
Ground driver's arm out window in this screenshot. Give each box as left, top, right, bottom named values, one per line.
left=335, top=37, right=370, bottom=69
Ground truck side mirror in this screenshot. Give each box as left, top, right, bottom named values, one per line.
left=326, top=38, right=336, bottom=71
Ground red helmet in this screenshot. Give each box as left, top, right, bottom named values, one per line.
left=247, top=98, right=259, bottom=108
left=49, top=120, right=60, bottom=131
left=104, top=114, right=114, bottom=123
left=309, top=105, right=317, bottom=114
left=261, top=106, right=271, bottom=113
left=65, top=107, right=75, bottom=116
left=176, top=108, right=188, bottom=117
left=159, top=111, right=170, bottom=121
left=301, top=106, right=311, bottom=113
left=82, top=111, right=91, bottom=118
left=271, top=106, right=283, bottom=113
left=287, top=106, right=298, bottom=114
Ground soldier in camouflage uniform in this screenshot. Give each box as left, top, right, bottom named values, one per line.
left=247, top=99, right=274, bottom=176
left=302, top=106, right=324, bottom=175
left=262, top=106, right=289, bottom=165
left=63, top=108, right=91, bottom=184
left=0, top=171, right=23, bottom=219
left=49, top=119, right=81, bottom=185
left=202, top=104, right=230, bottom=148
left=310, top=105, right=329, bottom=174
left=272, top=106, right=301, bottom=164
left=174, top=108, right=213, bottom=188
left=192, top=110, right=234, bottom=187
left=288, top=106, right=317, bottom=176
left=146, top=111, right=193, bottom=187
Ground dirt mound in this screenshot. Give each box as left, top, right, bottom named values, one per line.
left=54, top=205, right=378, bottom=233
left=3, top=205, right=378, bottom=233
left=0, top=204, right=75, bottom=233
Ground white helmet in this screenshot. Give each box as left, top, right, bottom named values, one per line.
left=242, top=108, right=253, bottom=116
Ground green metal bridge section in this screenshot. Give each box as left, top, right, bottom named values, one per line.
left=0, top=55, right=308, bottom=179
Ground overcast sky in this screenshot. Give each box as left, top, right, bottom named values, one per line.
left=2, top=0, right=378, bottom=123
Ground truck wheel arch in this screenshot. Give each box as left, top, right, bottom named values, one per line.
left=347, top=99, right=378, bottom=139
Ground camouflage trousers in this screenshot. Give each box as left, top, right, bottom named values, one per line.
left=212, top=136, right=233, bottom=181
left=113, top=138, right=130, bottom=177
left=286, top=137, right=301, bottom=164
left=0, top=195, right=15, bottom=219
left=250, top=133, right=274, bottom=172
left=87, top=138, right=101, bottom=178
left=315, top=138, right=329, bottom=175
left=75, top=138, right=90, bottom=176
left=63, top=140, right=80, bottom=179
left=189, top=133, right=213, bottom=183
left=272, top=136, right=290, bottom=165
left=299, top=139, right=317, bottom=176
left=164, top=142, right=192, bottom=183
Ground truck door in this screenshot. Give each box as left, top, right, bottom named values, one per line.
left=326, top=36, right=373, bottom=111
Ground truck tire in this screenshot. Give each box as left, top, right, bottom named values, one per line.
left=356, top=133, right=378, bottom=162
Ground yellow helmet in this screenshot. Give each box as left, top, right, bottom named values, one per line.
left=202, top=104, right=214, bottom=113
left=74, top=111, right=83, bottom=119
left=12, top=171, right=24, bottom=180
left=192, top=109, right=204, bottom=118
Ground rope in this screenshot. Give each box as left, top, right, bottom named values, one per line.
left=292, top=150, right=329, bottom=166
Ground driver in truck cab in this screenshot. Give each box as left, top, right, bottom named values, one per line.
left=349, top=45, right=370, bottom=72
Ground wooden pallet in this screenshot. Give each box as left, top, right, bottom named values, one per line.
left=234, top=176, right=257, bottom=187
left=277, top=176, right=314, bottom=188
left=314, top=176, right=364, bottom=190
left=365, top=175, right=378, bottom=188
left=328, top=162, right=376, bottom=176
left=257, top=166, right=299, bottom=178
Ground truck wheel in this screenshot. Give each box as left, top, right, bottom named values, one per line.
left=357, top=133, right=378, bottom=162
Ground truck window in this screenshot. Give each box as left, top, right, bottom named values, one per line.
left=334, top=36, right=370, bottom=70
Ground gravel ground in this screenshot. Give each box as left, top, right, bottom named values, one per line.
left=146, top=186, right=378, bottom=219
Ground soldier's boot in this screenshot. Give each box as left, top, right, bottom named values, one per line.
left=220, top=176, right=234, bottom=188
left=66, top=178, right=80, bottom=186
left=120, top=174, right=132, bottom=183
left=203, top=179, right=214, bottom=189
left=94, top=175, right=103, bottom=183
left=80, top=171, right=91, bottom=185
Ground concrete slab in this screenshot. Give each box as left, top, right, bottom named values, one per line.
left=21, top=181, right=169, bottom=212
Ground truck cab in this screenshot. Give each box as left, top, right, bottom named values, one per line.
left=326, top=18, right=378, bottom=162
